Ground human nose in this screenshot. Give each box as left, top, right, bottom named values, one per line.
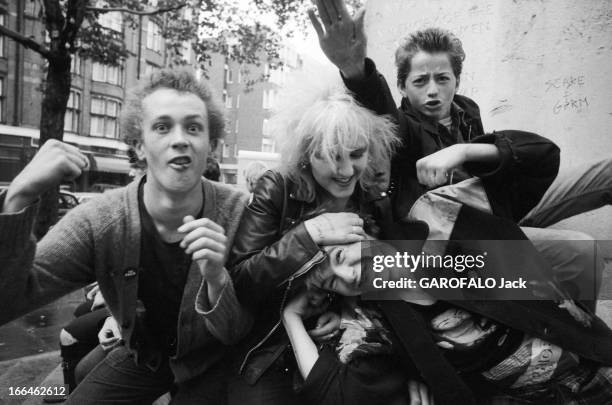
left=169, top=126, right=189, bottom=148
left=335, top=158, right=354, bottom=177
left=426, top=80, right=439, bottom=97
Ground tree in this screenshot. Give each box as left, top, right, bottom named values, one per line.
left=0, top=0, right=303, bottom=237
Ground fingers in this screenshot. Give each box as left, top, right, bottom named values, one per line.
left=354, top=7, right=366, bottom=37
left=409, top=380, right=422, bottom=405
left=315, top=0, right=333, bottom=27
left=179, top=218, right=226, bottom=247
left=309, top=312, right=340, bottom=337
left=192, top=249, right=224, bottom=264
left=308, top=9, right=324, bottom=39
left=179, top=216, right=225, bottom=235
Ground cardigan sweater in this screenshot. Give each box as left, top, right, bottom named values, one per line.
left=0, top=177, right=250, bottom=382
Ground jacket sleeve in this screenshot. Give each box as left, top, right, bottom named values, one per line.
left=299, top=347, right=406, bottom=405
left=227, top=171, right=322, bottom=308
left=0, top=191, right=95, bottom=324
left=464, top=130, right=560, bottom=221
left=342, top=58, right=399, bottom=119
left=195, top=274, right=253, bottom=345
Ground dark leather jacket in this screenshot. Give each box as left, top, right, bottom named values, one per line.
left=228, top=170, right=389, bottom=384
left=343, top=58, right=560, bottom=222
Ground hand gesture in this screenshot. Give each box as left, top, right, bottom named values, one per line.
left=308, top=311, right=341, bottom=342
left=284, top=289, right=329, bottom=320
left=98, top=316, right=121, bottom=351
left=178, top=216, right=228, bottom=284
left=304, top=212, right=365, bottom=245
left=3, top=139, right=88, bottom=212
left=416, top=144, right=467, bottom=188
left=308, top=0, right=367, bottom=79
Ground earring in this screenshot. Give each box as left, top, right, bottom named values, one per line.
left=300, top=161, right=309, bottom=170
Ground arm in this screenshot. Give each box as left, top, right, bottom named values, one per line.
left=309, top=1, right=400, bottom=119
left=227, top=171, right=365, bottom=308
left=466, top=130, right=560, bottom=220
left=194, top=271, right=254, bottom=344
left=0, top=141, right=95, bottom=324
left=179, top=215, right=254, bottom=344
left=283, top=292, right=408, bottom=405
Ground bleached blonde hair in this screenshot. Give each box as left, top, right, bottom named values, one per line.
left=271, top=68, right=399, bottom=202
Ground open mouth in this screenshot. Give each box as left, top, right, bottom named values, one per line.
left=425, top=100, right=442, bottom=108
left=168, top=156, right=192, bottom=170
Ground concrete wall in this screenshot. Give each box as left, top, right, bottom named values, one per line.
left=365, top=0, right=612, bottom=241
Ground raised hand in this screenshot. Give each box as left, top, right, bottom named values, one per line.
left=304, top=212, right=365, bottom=245
left=3, top=139, right=88, bottom=213
left=308, top=0, right=367, bottom=79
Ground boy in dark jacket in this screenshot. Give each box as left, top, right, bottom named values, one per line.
left=309, top=0, right=609, bottom=306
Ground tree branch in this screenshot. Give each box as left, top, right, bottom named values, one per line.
left=86, top=4, right=187, bottom=16
left=0, top=25, right=51, bottom=59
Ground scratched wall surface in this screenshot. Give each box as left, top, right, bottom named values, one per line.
left=365, top=0, right=612, bottom=167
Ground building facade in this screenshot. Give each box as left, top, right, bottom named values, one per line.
left=0, top=1, right=302, bottom=192
left=0, top=1, right=197, bottom=190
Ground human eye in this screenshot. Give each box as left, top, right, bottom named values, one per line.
left=349, top=148, right=366, bottom=159
left=154, top=122, right=170, bottom=133
left=438, top=75, right=451, bottom=83
left=412, top=77, right=425, bottom=86
left=186, top=123, right=203, bottom=134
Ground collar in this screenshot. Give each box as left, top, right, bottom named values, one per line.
left=287, top=179, right=389, bottom=205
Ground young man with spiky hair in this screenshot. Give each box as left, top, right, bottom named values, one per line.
left=0, top=69, right=249, bottom=404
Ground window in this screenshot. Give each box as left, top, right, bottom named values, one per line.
left=0, top=78, right=4, bottom=123
left=264, top=63, right=270, bottom=77
left=144, top=62, right=159, bottom=78
left=181, top=41, right=192, bottom=63
left=262, top=138, right=275, bottom=153
left=262, top=118, right=269, bottom=136
left=146, top=20, right=163, bottom=52
left=71, top=55, right=82, bottom=75
left=64, top=90, right=81, bottom=133
left=237, top=68, right=242, bottom=84
left=0, top=14, right=4, bottom=58
left=234, top=144, right=239, bottom=157
left=98, top=11, right=123, bottom=32
left=262, top=90, right=276, bottom=109
left=222, top=142, right=231, bottom=158
left=234, top=119, right=239, bottom=134
left=224, top=172, right=237, bottom=184
left=225, top=94, right=233, bottom=109
left=92, top=62, right=122, bottom=85
left=90, top=96, right=120, bottom=138
left=269, top=67, right=285, bottom=85
left=225, top=64, right=233, bottom=83
left=235, top=95, right=240, bottom=108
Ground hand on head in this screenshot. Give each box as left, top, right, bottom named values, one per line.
left=304, top=212, right=365, bottom=245
left=308, top=0, right=367, bottom=79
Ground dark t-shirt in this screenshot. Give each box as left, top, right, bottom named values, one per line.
left=136, top=180, right=200, bottom=355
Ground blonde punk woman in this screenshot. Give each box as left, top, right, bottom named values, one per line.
left=225, top=73, right=401, bottom=405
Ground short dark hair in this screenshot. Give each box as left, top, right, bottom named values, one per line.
left=395, top=27, right=466, bottom=89
left=121, top=68, right=225, bottom=165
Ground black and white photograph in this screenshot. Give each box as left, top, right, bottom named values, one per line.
left=0, top=0, right=610, bottom=404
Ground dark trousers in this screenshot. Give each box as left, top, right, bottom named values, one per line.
left=67, top=345, right=227, bottom=404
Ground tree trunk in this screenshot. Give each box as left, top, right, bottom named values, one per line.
left=34, top=53, right=72, bottom=239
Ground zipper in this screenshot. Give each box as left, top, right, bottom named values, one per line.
left=239, top=250, right=327, bottom=374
